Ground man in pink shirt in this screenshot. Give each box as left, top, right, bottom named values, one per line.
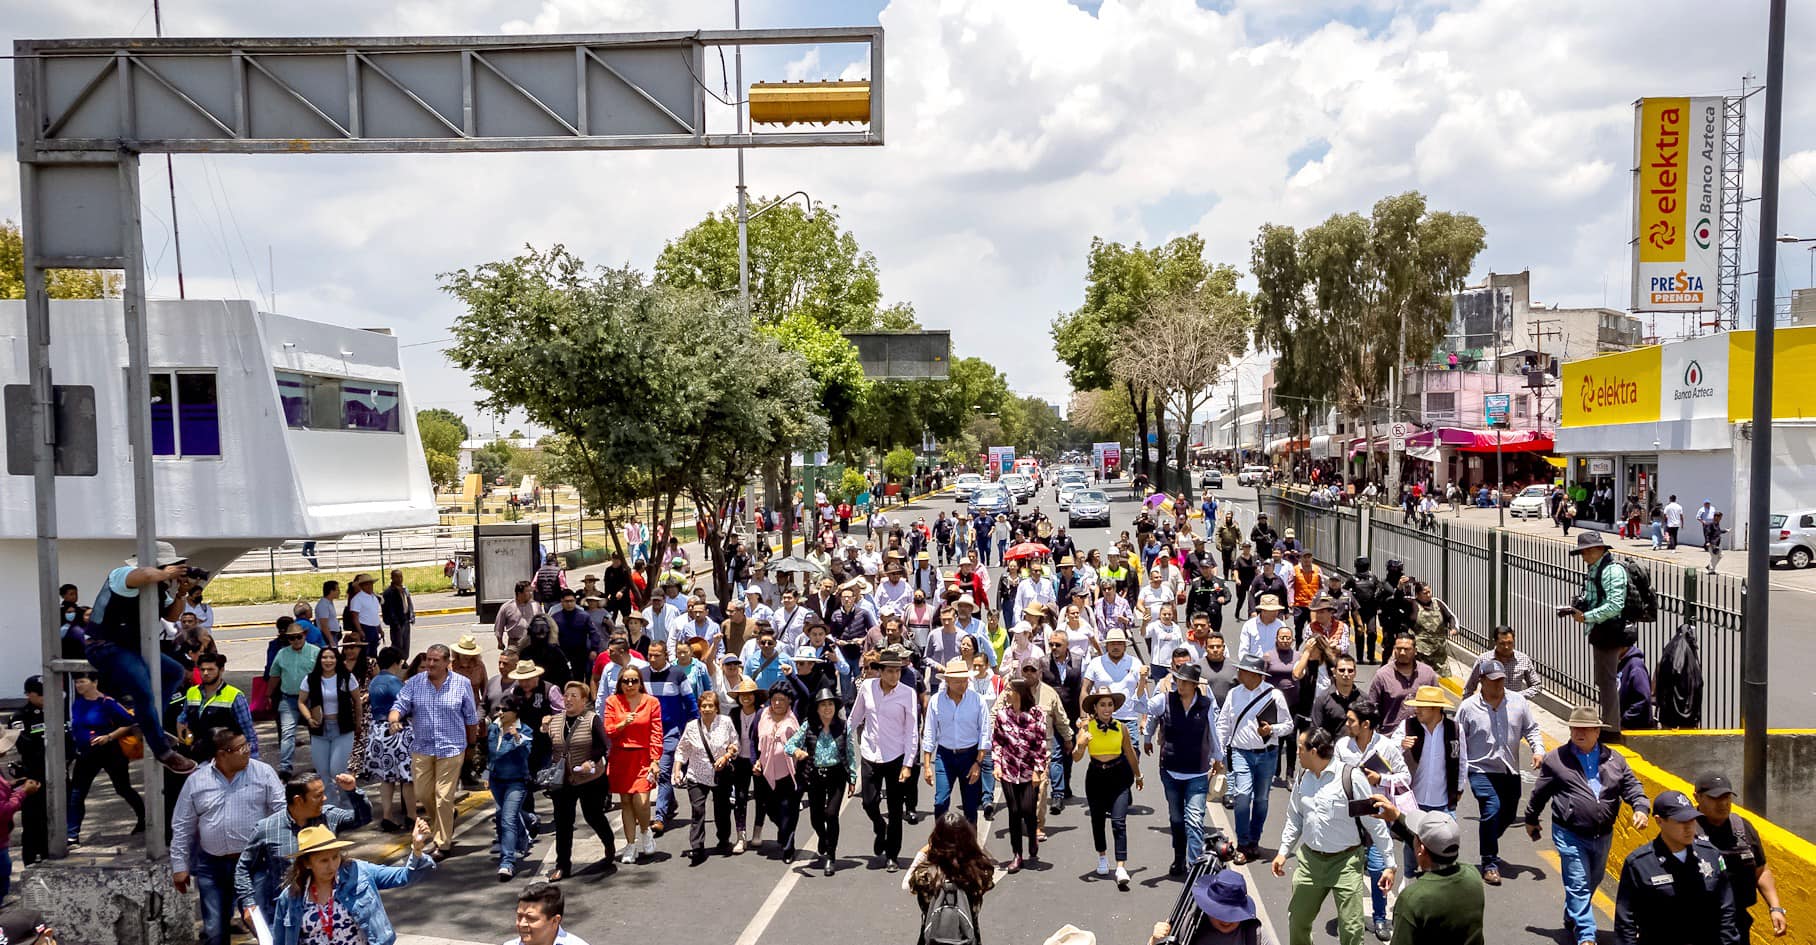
left=847, top=651, right=920, bottom=870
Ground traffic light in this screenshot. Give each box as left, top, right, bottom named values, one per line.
left=748, top=81, right=871, bottom=125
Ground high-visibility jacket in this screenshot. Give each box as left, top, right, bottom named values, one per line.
left=1291, top=565, right=1322, bottom=607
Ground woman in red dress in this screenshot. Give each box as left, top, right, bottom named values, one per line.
left=601, top=667, right=662, bottom=863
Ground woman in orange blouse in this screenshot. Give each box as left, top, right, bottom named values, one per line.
left=601, top=666, right=663, bottom=863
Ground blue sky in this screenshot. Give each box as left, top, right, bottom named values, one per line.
left=7, top=0, right=1816, bottom=432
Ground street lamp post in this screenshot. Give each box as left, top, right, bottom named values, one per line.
left=1777, top=235, right=1816, bottom=291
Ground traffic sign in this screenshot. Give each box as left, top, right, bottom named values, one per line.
left=1388, top=421, right=1408, bottom=452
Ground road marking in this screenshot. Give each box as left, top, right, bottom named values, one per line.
left=1203, top=800, right=1283, bottom=938
left=732, top=791, right=855, bottom=945
left=1536, top=846, right=1617, bottom=919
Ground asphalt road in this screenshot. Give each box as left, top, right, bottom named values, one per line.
left=60, top=477, right=1608, bottom=944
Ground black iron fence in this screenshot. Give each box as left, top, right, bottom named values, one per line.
left=1260, top=489, right=1745, bottom=727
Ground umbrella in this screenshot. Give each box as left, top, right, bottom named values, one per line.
left=768, top=555, right=828, bottom=576
left=1143, top=492, right=1169, bottom=508
left=1003, top=542, right=1051, bottom=561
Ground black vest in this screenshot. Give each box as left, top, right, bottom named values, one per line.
left=1159, top=690, right=1215, bottom=775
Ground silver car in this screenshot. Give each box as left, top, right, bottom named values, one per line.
left=1000, top=474, right=1035, bottom=503
left=953, top=474, right=986, bottom=501
left=1771, top=510, right=1816, bottom=569
left=1069, top=489, right=1110, bottom=527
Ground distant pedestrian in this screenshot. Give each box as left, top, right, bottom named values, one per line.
left=1662, top=495, right=1684, bottom=550
left=1703, top=512, right=1726, bottom=574
left=382, top=570, right=415, bottom=658
left=315, top=580, right=343, bottom=647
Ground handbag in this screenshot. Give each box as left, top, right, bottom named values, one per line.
left=533, top=757, right=566, bottom=792
left=1207, top=769, right=1228, bottom=800
left=118, top=730, right=145, bottom=761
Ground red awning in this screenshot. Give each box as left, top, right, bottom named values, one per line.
left=1455, top=430, right=1553, bottom=453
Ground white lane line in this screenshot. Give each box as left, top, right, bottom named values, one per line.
left=732, top=791, right=856, bottom=945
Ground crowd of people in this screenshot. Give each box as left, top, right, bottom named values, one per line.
left=0, top=468, right=1788, bottom=945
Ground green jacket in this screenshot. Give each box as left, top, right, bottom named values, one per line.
left=1390, top=861, right=1485, bottom=945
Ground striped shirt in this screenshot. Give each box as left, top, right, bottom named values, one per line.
left=169, top=759, right=285, bottom=870
left=391, top=672, right=479, bottom=759
left=1462, top=647, right=1543, bottom=699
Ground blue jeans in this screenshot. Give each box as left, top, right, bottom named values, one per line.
left=491, top=779, right=531, bottom=870
left=1049, top=735, right=1071, bottom=798
left=980, top=753, right=996, bottom=804
left=311, top=720, right=356, bottom=806
left=996, top=538, right=1007, bottom=564
left=1229, top=746, right=1277, bottom=849
left=0, top=844, right=11, bottom=903
left=932, top=746, right=983, bottom=821
left=84, top=640, right=184, bottom=758
left=276, top=695, right=302, bottom=773
left=1364, top=842, right=1390, bottom=922
left=1553, top=823, right=1612, bottom=943
left=1470, top=771, right=1522, bottom=869
left=653, top=729, right=681, bottom=823
left=1161, top=772, right=1209, bottom=865
left=194, top=852, right=238, bottom=945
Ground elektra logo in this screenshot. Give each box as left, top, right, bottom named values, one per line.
left=1579, top=373, right=1640, bottom=414
left=1673, top=359, right=1716, bottom=402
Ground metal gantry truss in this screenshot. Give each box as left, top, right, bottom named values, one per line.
left=1719, top=92, right=1747, bottom=330
left=13, top=26, right=881, bottom=871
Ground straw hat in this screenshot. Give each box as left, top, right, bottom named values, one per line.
left=1082, top=690, right=1127, bottom=713
left=124, top=540, right=186, bottom=567
left=1566, top=705, right=1604, bottom=728
left=1102, top=628, right=1131, bottom=645
left=508, top=661, right=545, bottom=681
left=940, top=658, right=972, bottom=679
left=291, top=825, right=352, bottom=858
left=730, top=678, right=760, bottom=695
left=452, top=633, right=482, bottom=656
left=1405, top=685, right=1452, bottom=709
left=1254, top=594, right=1286, bottom=613
left=1042, top=926, right=1096, bottom=945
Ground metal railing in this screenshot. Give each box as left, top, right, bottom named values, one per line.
left=1261, top=488, right=1745, bottom=727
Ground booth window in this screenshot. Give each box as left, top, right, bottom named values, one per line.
left=276, top=371, right=401, bottom=433
left=150, top=371, right=220, bottom=457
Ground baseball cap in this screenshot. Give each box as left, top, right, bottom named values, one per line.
left=1694, top=773, right=1735, bottom=798
left=1652, top=790, right=1701, bottom=822
left=1406, top=810, right=1460, bottom=860
left=1475, top=659, right=1508, bottom=680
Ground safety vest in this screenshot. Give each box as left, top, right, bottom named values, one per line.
left=1291, top=566, right=1322, bottom=607
left=182, top=683, right=245, bottom=761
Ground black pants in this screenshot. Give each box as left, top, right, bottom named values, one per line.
left=1292, top=606, right=1310, bottom=646
left=1666, top=525, right=1680, bottom=549
left=550, top=779, right=615, bottom=873
left=729, top=758, right=762, bottom=834
left=1353, top=615, right=1379, bottom=663
left=861, top=756, right=909, bottom=858
left=1220, top=548, right=1236, bottom=578
left=1001, top=779, right=1039, bottom=857
left=69, top=743, right=144, bottom=837
left=20, top=783, right=45, bottom=865
left=806, top=768, right=845, bottom=858
left=760, top=775, right=800, bottom=856
left=1085, top=756, right=1134, bottom=860
left=686, top=780, right=734, bottom=852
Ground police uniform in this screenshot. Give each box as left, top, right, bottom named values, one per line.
left=1614, top=793, right=1742, bottom=945
left=177, top=681, right=247, bottom=763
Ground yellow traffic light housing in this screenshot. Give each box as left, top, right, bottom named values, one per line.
left=748, top=81, right=872, bottom=126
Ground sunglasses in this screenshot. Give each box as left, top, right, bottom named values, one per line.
left=622, top=678, right=643, bottom=685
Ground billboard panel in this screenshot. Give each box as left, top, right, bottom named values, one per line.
left=1561, top=345, right=1662, bottom=428
left=1632, top=97, right=1721, bottom=312
left=988, top=446, right=1015, bottom=474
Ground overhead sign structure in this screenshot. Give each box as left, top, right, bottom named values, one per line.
left=988, top=446, right=1015, bottom=475
left=1632, top=97, right=1722, bottom=312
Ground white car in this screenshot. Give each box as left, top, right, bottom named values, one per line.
left=1236, top=465, right=1271, bottom=486
left=1508, top=485, right=1550, bottom=519
left=953, top=474, right=986, bottom=501
left=1057, top=478, right=1087, bottom=509
left=999, top=474, right=1036, bottom=503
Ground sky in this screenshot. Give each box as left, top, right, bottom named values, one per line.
left=7, top=0, right=1816, bottom=435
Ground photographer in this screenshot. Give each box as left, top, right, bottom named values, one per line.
left=1148, top=868, right=1263, bottom=945
left=87, top=540, right=204, bottom=775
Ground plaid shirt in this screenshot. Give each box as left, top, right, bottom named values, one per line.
left=392, top=672, right=479, bottom=758
left=169, top=760, right=285, bottom=872
left=233, top=790, right=373, bottom=914
left=1462, top=647, right=1543, bottom=700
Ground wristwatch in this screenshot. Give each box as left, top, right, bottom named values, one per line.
left=1770, top=907, right=1787, bottom=915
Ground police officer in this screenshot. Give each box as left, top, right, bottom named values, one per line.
left=1613, top=789, right=1742, bottom=945
left=1694, top=773, right=1789, bottom=938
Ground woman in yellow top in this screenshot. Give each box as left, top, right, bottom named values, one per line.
left=1072, top=690, right=1142, bottom=890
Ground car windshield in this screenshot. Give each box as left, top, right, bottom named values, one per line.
left=977, top=487, right=1007, bottom=499
left=1077, top=491, right=1107, bottom=503
left=958, top=475, right=981, bottom=482
left=1520, top=486, right=1547, bottom=497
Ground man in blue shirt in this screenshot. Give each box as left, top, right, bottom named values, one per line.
left=920, top=658, right=992, bottom=824
left=88, top=541, right=201, bottom=774
left=642, top=640, right=699, bottom=836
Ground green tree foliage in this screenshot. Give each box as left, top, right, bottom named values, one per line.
left=1, top=220, right=124, bottom=299
left=415, top=409, right=467, bottom=491
left=1250, top=192, right=1485, bottom=481
left=1067, top=388, right=1135, bottom=445
left=837, top=467, right=870, bottom=503
left=882, top=446, right=917, bottom=483
left=472, top=440, right=514, bottom=483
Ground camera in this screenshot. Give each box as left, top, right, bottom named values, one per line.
left=1154, top=827, right=1237, bottom=944
left=183, top=566, right=211, bottom=584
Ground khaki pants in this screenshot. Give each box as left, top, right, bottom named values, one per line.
left=1287, top=845, right=1367, bottom=945
left=411, top=752, right=462, bottom=849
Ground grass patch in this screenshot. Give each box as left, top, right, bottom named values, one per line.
left=204, top=564, right=454, bottom=607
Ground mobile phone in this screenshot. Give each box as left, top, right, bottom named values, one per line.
left=1554, top=604, right=1576, bottom=617
left=1347, top=798, right=1379, bottom=817
left=414, top=803, right=426, bottom=817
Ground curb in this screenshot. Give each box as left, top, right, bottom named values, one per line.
left=211, top=605, right=475, bottom=633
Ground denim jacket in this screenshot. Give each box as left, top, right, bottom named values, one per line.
left=487, top=720, right=534, bottom=782
left=270, top=853, right=433, bottom=945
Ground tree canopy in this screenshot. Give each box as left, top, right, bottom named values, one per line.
left=1, top=220, right=123, bottom=299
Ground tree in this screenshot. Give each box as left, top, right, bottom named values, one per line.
left=1250, top=192, right=1484, bottom=486
left=0, top=220, right=123, bottom=300
left=416, top=409, right=467, bottom=491
left=1051, top=236, right=1209, bottom=491
left=1067, top=388, right=1135, bottom=445
left=1109, top=266, right=1252, bottom=500
left=882, top=447, right=916, bottom=483
left=836, top=468, right=870, bottom=503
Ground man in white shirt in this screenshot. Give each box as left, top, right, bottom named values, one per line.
left=847, top=652, right=920, bottom=865
left=770, top=588, right=809, bottom=645
left=1662, top=494, right=1685, bottom=549
left=348, top=573, right=384, bottom=648
left=873, top=562, right=914, bottom=617
left=648, top=578, right=688, bottom=645
left=1082, top=629, right=1146, bottom=725
left=1144, top=603, right=1193, bottom=678
left=1216, top=653, right=1294, bottom=859
left=1333, top=697, right=1408, bottom=940
left=1271, top=727, right=1394, bottom=945
left=1398, top=685, right=1463, bottom=880
left=1237, top=594, right=1290, bottom=660
left=1013, top=562, right=1058, bottom=620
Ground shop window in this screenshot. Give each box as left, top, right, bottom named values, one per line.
left=149, top=371, right=220, bottom=458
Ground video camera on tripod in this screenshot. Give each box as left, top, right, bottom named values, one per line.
left=1152, top=828, right=1239, bottom=945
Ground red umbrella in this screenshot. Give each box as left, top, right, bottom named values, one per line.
left=1004, top=542, right=1050, bottom=561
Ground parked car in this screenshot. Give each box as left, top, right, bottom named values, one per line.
left=1069, top=490, right=1111, bottom=527
left=953, top=473, right=986, bottom=501
left=969, top=485, right=1012, bottom=518
left=1200, top=469, right=1223, bottom=490
left=999, top=474, right=1035, bottom=503
left=1508, top=485, right=1550, bottom=520
left=1771, top=510, right=1816, bottom=569
left=1236, top=465, right=1271, bottom=486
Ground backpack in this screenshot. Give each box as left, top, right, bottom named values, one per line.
left=1615, top=558, right=1659, bottom=624
left=533, top=567, right=562, bottom=603
left=1340, top=764, right=1373, bottom=849
left=921, top=880, right=979, bottom=945
left=1655, top=623, right=1704, bottom=729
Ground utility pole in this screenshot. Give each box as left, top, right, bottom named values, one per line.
left=1743, top=0, right=1786, bottom=817
left=1388, top=314, right=1406, bottom=498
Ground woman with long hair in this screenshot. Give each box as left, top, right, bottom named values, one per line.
left=299, top=646, right=361, bottom=808
left=540, top=680, right=615, bottom=881
left=674, top=690, right=738, bottom=865
left=270, top=821, right=433, bottom=945
left=753, top=684, right=802, bottom=862
left=66, top=673, right=145, bottom=844
left=1072, top=690, right=1143, bottom=890
left=905, top=810, right=998, bottom=944
left=600, top=667, right=661, bottom=863
left=784, top=689, right=855, bottom=876
left=990, top=678, right=1047, bottom=872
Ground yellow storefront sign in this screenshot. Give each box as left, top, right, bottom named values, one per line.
left=1561, top=345, right=1660, bottom=428
left=1636, top=97, right=1690, bottom=266
left=1728, top=325, right=1816, bottom=422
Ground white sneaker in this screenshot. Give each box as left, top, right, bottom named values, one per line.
left=621, top=832, right=640, bottom=863
left=732, top=837, right=747, bottom=854
left=1096, top=855, right=1110, bottom=876
left=1115, top=865, right=1130, bottom=887
left=643, top=833, right=656, bottom=855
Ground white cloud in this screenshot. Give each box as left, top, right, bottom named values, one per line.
left=6, top=0, right=1816, bottom=431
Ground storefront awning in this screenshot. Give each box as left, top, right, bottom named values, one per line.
left=1454, top=429, right=1554, bottom=453
left=1266, top=437, right=1310, bottom=453
left=1310, top=434, right=1334, bottom=459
